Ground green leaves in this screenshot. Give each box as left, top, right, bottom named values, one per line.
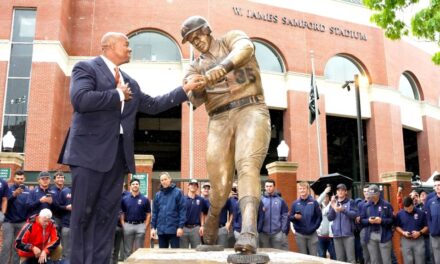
left=363, top=0, right=440, bottom=65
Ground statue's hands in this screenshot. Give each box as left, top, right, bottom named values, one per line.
left=205, top=65, right=227, bottom=86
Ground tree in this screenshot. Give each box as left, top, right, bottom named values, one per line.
left=363, top=0, right=440, bottom=65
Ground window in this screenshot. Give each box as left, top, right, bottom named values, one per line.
left=399, top=72, right=420, bottom=100
left=326, top=115, right=369, bottom=182
left=324, top=55, right=364, bottom=83
left=129, top=31, right=181, bottom=62
left=261, top=109, right=284, bottom=175
left=403, top=128, right=420, bottom=177
left=253, top=40, right=284, bottom=73
left=134, top=106, right=182, bottom=171
left=2, top=9, right=36, bottom=153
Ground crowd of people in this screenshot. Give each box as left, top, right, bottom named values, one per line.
left=0, top=170, right=70, bottom=264
left=146, top=172, right=440, bottom=264
left=0, top=169, right=439, bottom=264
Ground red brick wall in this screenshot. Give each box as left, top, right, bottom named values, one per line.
left=0, top=0, right=74, bottom=49
left=181, top=103, right=209, bottom=180
left=418, top=116, right=440, bottom=181
left=366, top=102, right=406, bottom=182
left=24, top=63, right=68, bottom=171
left=0, top=0, right=439, bottom=179
left=285, top=90, right=328, bottom=181
left=0, top=62, right=7, bottom=132
left=383, top=38, right=439, bottom=103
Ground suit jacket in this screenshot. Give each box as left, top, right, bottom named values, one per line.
left=58, top=56, right=188, bottom=173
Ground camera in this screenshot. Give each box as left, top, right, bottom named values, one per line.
left=46, top=193, right=52, bottom=198
left=19, top=184, right=25, bottom=190
left=295, top=209, right=301, bottom=215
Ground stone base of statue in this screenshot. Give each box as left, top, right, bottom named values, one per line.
left=195, top=244, right=224, bottom=251
left=124, top=248, right=346, bottom=263
left=227, top=252, right=270, bottom=264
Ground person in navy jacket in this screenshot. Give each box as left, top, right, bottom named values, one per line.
left=258, top=179, right=289, bottom=250
left=426, top=174, right=440, bottom=263
left=0, top=170, right=23, bottom=264
left=57, top=186, right=72, bottom=263
left=180, top=179, right=208, bottom=249
left=49, top=171, right=66, bottom=232
left=57, top=32, right=204, bottom=264
left=26, top=171, right=53, bottom=217
left=360, top=184, right=394, bottom=264
left=0, top=177, right=8, bottom=226
left=396, top=196, right=428, bottom=264
left=151, top=172, right=186, bottom=248
left=121, top=178, right=151, bottom=258
left=328, top=183, right=357, bottom=263
left=289, top=181, right=322, bottom=256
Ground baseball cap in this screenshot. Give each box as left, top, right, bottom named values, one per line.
left=189, top=179, right=198, bottom=185
left=336, top=183, right=347, bottom=190
left=368, top=184, right=380, bottom=196
left=202, top=182, right=211, bottom=188
left=38, top=171, right=51, bottom=178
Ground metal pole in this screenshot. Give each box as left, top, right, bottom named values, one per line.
left=189, top=45, right=194, bottom=179
left=354, top=74, right=366, bottom=187
left=310, top=51, right=323, bottom=176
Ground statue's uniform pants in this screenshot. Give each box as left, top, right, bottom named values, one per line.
left=206, top=102, right=270, bottom=219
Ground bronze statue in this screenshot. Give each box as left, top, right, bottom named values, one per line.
left=181, top=16, right=271, bottom=254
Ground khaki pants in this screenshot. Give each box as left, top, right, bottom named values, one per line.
left=206, top=103, right=270, bottom=213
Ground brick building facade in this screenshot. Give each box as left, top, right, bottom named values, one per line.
left=0, top=0, right=439, bottom=185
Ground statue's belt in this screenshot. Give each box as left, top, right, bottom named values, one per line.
left=208, top=95, right=263, bottom=117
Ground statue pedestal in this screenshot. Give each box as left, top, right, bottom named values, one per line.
left=125, top=248, right=342, bottom=263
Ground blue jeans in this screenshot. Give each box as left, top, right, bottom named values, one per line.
left=318, top=236, right=336, bottom=260
left=354, top=230, right=363, bottom=263
left=158, top=234, right=180, bottom=248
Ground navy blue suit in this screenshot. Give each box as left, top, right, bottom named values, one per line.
left=59, top=56, right=188, bottom=264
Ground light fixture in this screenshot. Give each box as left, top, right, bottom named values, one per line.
left=276, top=140, right=289, bottom=161
left=2, top=131, right=16, bottom=152
left=358, top=75, right=369, bottom=88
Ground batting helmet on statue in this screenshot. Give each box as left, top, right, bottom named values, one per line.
left=181, top=16, right=211, bottom=44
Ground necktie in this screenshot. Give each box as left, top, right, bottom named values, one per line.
left=114, top=67, right=120, bottom=86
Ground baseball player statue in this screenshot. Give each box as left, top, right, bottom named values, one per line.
left=181, top=16, right=271, bottom=255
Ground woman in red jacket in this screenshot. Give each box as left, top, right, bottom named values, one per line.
left=15, top=208, right=61, bottom=264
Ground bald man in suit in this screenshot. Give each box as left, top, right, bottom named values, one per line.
left=59, top=32, right=204, bottom=264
